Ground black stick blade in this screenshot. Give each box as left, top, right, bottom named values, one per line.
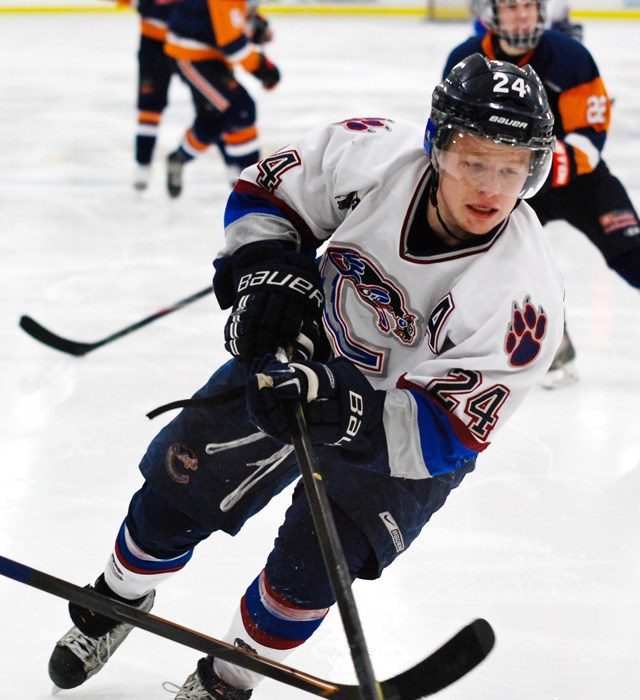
left=18, top=287, right=212, bottom=357
left=19, top=315, right=96, bottom=356
left=384, top=618, right=495, bottom=698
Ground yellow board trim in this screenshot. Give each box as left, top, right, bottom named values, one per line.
left=0, top=5, right=132, bottom=12
left=1, top=4, right=639, bottom=20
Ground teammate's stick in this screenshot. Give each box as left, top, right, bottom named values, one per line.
left=19, top=286, right=212, bottom=356
left=0, top=555, right=494, bottom=698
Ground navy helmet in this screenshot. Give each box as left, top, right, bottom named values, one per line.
left=425, top=53, right=555, bottom=198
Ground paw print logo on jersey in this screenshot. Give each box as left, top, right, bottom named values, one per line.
left=333, top=118, right=394, bottom=133
left=504, top=297, right=547, bottom=367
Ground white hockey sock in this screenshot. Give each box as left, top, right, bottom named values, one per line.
left=214, top=607, right=294, bottom=690
left=103, top=523, right=192, bottom=600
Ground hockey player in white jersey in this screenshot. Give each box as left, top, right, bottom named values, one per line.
left=48, top=54, right=564, bottom=699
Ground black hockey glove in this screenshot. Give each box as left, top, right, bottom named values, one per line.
left=246, top=354, right=383, bottom=448
left=248, top=13, right=273, bottom=45
left=214, top=241, right=325, bottom=362
left=252, top=54, right=280, bottom=90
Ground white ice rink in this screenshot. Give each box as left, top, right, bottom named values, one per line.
left=2, top=10, right=640, bottom=699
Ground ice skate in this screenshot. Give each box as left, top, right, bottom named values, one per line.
left=48, top=574, right=155, bottom=690
left=541, top=330, right=578, bottom=390
left=134, top=164, right=151, bottom=191
left=170, top=655, right=253, bottom=700
left=167, top=151, right=185, bottom=198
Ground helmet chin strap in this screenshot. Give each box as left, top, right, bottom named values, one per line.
left=429, top=175, right=471, bottom=243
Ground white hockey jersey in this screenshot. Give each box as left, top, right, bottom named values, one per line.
left=221, top=117, right=565, bottom=479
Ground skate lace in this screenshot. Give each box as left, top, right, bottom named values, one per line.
left=162, top=674, right=211, bottom=699
left=63, top=627, right=116, bottom=669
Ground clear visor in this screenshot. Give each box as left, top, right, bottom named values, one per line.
left=433, top=130, right=553, bottom=199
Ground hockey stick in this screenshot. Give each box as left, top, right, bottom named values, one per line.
left=19, top=286, right=212, bottom=356
left=257, top=348, right=385, bottom=699
left=285, top=400, right=382, bottom=700
left=0, top=555, right=494, bottom=698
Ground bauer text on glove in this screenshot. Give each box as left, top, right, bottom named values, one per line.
left=213, top=241, right=325, bottom=361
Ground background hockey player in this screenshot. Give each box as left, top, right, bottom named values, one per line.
left=445, top=0, right=640, bottom=388
left=163, top=0, right=279, bottom=198
left=130, top=0, right=179, bottom=192
left=471, top=0, right=583, bottom=41
left=47, top=55, right=564, bottom=699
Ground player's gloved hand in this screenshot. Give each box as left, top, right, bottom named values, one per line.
left=292, top=317, right=331, bottom=363
left=550, top=140, right=571, bottom=188
left=252, top=54, right=280, bottom=90
left=246, top=354, right=382, bottom=448
left=214, top=241, right=324, bottom=361
left=248, top=13, right=273, bottom=45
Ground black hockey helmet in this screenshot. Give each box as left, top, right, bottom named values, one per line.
left=425, top=53, right=555, bottom=198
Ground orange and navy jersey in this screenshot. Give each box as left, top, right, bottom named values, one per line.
left=164, top=0, right=262, bottom=73
left=133, top=0, right=178, bottom=42
left=443, top=29, right=612, bottom=185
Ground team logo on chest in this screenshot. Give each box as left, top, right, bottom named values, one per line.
left=322, top=246, right=419, bottom=372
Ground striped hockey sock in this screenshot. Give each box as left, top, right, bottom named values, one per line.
left=104, top=521, right=194, bottom=599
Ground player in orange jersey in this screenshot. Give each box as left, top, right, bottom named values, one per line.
left=163, top=0, right=279, bottom=198
left=446, top=0, right=640, bottom=388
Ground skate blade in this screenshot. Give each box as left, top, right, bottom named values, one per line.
left=541, top=361, right=579, bottom=390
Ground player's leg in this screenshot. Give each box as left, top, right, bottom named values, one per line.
left=172, top=456, right=477, bottom=698
left=48, top=359, right=301, bottom=691
left=526, top=188, right=578, bottom=388
left=134, top=34, right=174, bottom=190
left=567, top=165, right=640, bottom=275
left=173, top=488, right=374, bottom=698
left=530, top=163, right=640, bottom=281
left=48, top=485, right=210, bottom=689
left=540, top=318, right=578, bottom=389
left=530, top=163, right=640, bottom=387
left=167, top=59, right=255, bottom=197
left=216, top=88, right=260, bottom=187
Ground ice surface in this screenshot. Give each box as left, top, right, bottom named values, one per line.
left=1, top=12, right=639, bottom=699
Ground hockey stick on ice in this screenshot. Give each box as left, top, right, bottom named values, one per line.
left=0, top=555, right=494, bottom=699
left=19, top=286, right=212, bottom=356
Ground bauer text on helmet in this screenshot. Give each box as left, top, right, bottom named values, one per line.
left=425, top=53, right=555, bottom=199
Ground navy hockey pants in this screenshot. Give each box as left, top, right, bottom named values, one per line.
left=175, top=58, right=259, bottom=171
left=529, top=161, right=640, bottom=287
left=137, top=34, right=175, bottom=116
left=135, top=35, right=177, bottom=166
left=128, top=358, right=475, bottom=610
